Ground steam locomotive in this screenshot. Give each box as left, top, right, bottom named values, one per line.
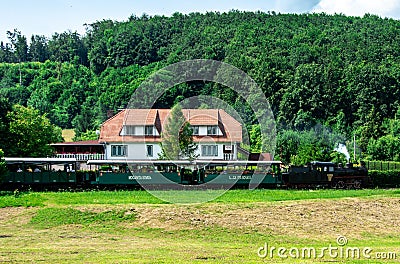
left=282, top=161, right=371, bottom=189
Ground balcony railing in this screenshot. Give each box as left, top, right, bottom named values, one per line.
left=54, top=153, right=105, bottom=161
left=224, top=153, right=235, bottom=160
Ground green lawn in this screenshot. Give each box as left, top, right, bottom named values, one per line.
left=0, top=189, right=399, bottom=263
left=2, top=188, right=400, bottom=207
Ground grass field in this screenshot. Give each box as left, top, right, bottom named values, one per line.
left=0, top=189, right=399, bottom=263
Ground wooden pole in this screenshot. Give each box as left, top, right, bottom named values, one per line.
left=353, top=133, right=356, bottom=162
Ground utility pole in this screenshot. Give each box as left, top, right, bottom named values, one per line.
left=353, top=133, right=356, bottom=162
left=19, top=60, right=22, bottom=85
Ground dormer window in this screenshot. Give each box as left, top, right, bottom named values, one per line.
left=192, top=126, right=199, bottom=135
left=207, top=125, right=218, bottom=135
left=145, top=126, right=154, bottom=136
left=122, top=125, right=135, bottom=135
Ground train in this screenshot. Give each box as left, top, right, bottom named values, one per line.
left=0, top=157, right=371, bottom=190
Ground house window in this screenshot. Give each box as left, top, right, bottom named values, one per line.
left=111, top=145, right=127, bottom=157
left=145, top=126, right=153, bottom=136
left=207, top=125, right=218, bottom=135
left=192, top=126, right=199, bottom=135
left=201, top=145, right=218, bottom=156
left=123, top=126, right=135, bottom=135
left=146, top=145, right=153, bottom=157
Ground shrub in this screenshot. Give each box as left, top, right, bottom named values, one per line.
left=368, top=170, right=400, bottom=187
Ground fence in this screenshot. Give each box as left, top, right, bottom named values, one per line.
left=54, top=154, right=105, bottom=161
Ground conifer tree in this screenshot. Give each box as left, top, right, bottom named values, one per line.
left=160, top=104, right=198, bottom=160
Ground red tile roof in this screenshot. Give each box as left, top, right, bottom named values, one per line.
left=124, top=109, right=158, bottom=125
left=51, top=140, right=101, bottom=146
left=183, top=109, right=219, bottom=125
left=99, top=109, right=242, bottom=143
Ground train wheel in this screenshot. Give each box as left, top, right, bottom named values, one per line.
left=353, top=180, right=362, bottom=189
left=336, top=181, right=345, bottom=189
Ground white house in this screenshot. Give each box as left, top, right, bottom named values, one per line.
left=99, top=109, right=243, bottom=160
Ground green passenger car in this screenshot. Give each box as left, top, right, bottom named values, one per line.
left=3, top=158, right=77, bottom=187
left=87, top=160, right=282, bottom=188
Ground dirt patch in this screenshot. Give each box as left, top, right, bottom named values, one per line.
left=1, top=197, right=400, bottom=241
left=0, top=207, right=36, bottom=225
left=128, top=198, right=400, bottom=240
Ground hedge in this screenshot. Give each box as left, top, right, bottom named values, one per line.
left=368, top=170, right=400, bottom=188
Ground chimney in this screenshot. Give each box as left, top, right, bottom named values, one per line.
left=107, top=110, right=115, bottom=119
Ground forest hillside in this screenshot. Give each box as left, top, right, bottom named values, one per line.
left=1, top=11, right=400, bottom=161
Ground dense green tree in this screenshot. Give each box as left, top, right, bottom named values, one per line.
left=276, top=126, right=346, bottom=165
left=160, top=104, right=197, bottom=160
left=365, top=108, right=400, bottom=161
left=6, top=105, right=63, bottom=157
left=367, top=135, right=400, bottom=161
left=0, top=96, right=12, bottom=152
left=330, top=151, right=347, bottom=165
left=29, top=35, right=49, bottom=62
left=48, top=31, right=87, bottom=65
left=291, top=144, right=325, bottom=166
left=0, top=42, right=14, bottom=62
left=276, top=130, right=302, bottom=164
left=72, top=97, right=100, bottom=135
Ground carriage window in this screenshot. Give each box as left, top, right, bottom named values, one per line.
left=111, top=145, right=127, bottom=157
left=329, top=166, right=334, bottom=172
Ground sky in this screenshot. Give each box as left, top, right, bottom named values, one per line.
left=1, top=0, right=400, bottom=43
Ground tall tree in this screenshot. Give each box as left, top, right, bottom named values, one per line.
left=160, top=105, right=197, bottom=160
left=29, top=35, right=49, bottom=62
left=7, top=29, right=28, bottom=85
left=0, top=96, right=12, bottom=152
left=7, top=29, right=28, bottom=62
left=0, top=41, right=15, bottom=62
left=179, top=122, right=198, bottom=161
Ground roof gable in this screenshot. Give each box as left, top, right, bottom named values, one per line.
left=99, top=108, right=242, bottom=143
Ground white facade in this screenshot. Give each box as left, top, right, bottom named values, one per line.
left=105, top=142, right=238, bottom=160
left=106, top=143, right=162, bottom=160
